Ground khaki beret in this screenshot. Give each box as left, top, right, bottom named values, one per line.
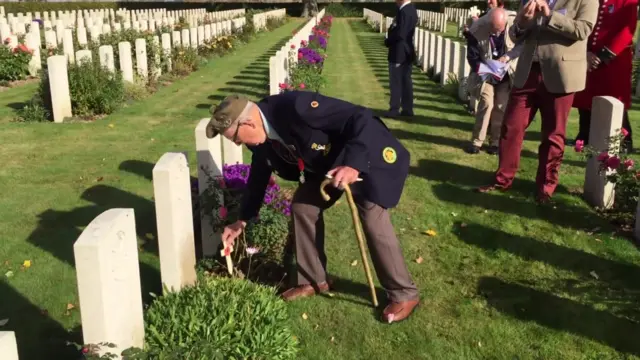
left=205, top=94, right=249, bottom=139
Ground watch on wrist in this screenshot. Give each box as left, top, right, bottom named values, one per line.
left=596, top=47, right=616, bottom=65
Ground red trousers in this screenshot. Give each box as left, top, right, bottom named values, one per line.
left=495, top=63, right=575, bottom=196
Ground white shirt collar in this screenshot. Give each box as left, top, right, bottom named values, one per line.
left=399, top=1, right=411, bottom=10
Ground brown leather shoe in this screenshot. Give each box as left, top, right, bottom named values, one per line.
left=281, top=282, right=330, bottom=302
left=381, top=299, right=420, bottom=324
left=476, top=184, right=510, bottom=193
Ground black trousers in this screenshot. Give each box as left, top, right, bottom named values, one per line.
left=576, top=109, right=632, bottom=147
left=388, top=62, right=413, bottom=113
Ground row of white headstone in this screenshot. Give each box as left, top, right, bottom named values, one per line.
left=268, top=8, right=326, bottom=95
left=363, top=8, right=447, bottom=34
left=0, top=119, right=247, bottom=359
left=38, top=14, right=246, bottom=123
left=253, top=8, right=287, bottom=31
left=444, top=6, right=475, bottom=21
left=0, top=6, right=237, bottom=33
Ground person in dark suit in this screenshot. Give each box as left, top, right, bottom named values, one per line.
left=207, top=92, right=420, bottom=323
left=384, top=0, right=418, bottom=118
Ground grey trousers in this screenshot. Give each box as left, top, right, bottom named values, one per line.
left=388, top=62, right=414, bottom=113
left=291, top=180, right=419, bottom=302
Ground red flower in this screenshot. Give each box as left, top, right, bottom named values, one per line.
left=297, top=52, right=302, bottom=60
left=624, top=158, right=634, bottom=170
left=574, top=139, right=584, bottom=152
left=299, top=83, right=305, bottom=89
left=82, top=347, right=89, bottom=354
left=279, top=83, right=287, bottom=90
left=597, top=151, right=610, bottom=163
left=290, top=44, right=295, bottom=49
left=622, top=128, right=629, bottom=137
left=300, top=40, right=307, bottom=46
left=605, top=155, right=621, bottom=170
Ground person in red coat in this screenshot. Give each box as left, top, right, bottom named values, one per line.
left=570, top=0, right=638, bottom=152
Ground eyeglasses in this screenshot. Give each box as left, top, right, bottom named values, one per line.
left=231, top=121, right=242, bottom=143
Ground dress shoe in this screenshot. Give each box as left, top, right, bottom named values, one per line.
left=382, top=110, right=400, bottom=118
left=281, top=282, right=330, bottom=302
left=465, top=144, right=480, bottom=154
left=486, top=145, right=498, bottom=155
left=535, top=192, right=552, bottom=205
left=381, top=299, right=420, bottom=323
left=400, top=110, right=414, bottom=117
left=476, top=184, right=510, bottom=193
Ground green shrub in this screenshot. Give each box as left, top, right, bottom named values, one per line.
left=143, top=277, right=299, bottom=360
left=0, top=41, right=32, bottom=81
left=67, top=59, right=125, bottom=117
left=171, top=46, right=201, bottom=76
left=325, top=4, right=362, bottom=17
left=245, top=207, right=291, bottom=265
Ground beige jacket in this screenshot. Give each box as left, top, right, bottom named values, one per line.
left=508, top=0, right=598, bottom=93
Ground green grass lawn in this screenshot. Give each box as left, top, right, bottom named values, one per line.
left=0, top=19, right=303, bottom=359
left=282, top=19, right=640, bottom=360
left=2, top=16, right=640, bottom=360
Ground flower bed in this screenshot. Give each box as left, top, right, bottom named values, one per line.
left=0, top=38, right=33, bottom=84
left=575, top=128, right=638, bottom=228
left=279, top=14, right=334, bottom=93
left=198, top=163, right=294, bottom=285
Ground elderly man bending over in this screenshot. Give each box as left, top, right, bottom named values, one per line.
left=465, top=7, right=522, bottom=155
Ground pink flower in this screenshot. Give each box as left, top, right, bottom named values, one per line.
left=597, top=152, right=610, bottom=162
left=290, top=44, right=295, bottom=49
left=297, top=52, right=302, bottom=60
left=299, top=83, right=305, bottom=89
left=279, top=83, right=287, bottom=90
left=246, top=247, right=259, bottom=255
left=605, top=155, right=621, bottom=170
left=622, top=128, right=629, bottom=137
left=624, top=158, right=634, bottom=170
left=574, top=139, right=584, bottom=152
left=218, top=207, right=228, bottom=219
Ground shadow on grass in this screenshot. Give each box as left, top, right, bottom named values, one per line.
left=411, top=159, right=611, bottom=231
left=0, top=282, right=83, bottom=360
left=197, top=29, right=301, bottom=109
left=23, top=184, right=162, bottom=358
left=477, top=276, right=640, bottom=356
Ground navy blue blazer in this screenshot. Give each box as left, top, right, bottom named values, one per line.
left=239, top=91, right=410, bottom=221
left=384, top=2, right=418, bottom=64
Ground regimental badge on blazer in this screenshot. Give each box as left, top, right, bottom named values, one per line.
left=311, top=143, right=331, bottom=156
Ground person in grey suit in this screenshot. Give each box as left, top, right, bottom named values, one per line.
left=384, top=0, right=418, bottom=118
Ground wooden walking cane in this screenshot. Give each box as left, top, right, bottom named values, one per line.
left=320, top=177, right=379, bottom=307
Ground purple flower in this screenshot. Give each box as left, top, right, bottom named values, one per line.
left=298, top=47, right=323, bottom=65
left=219, top=164, right=291, bottom=216
left=308, top=35, right=327, bottom=49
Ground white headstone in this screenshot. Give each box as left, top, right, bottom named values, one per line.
left=161, top=33, right=172, bottom=71
left=0, top=332, right=19, bottom=360
left=152, top=152, right=197, bottom=292
left=584, top=96, right=625, bottom=209
left=47, top=55, right=73, bottom=123
left=63, top=28, right=75, bottom=63
left=195, top=118, right=223, bottom=256
left=73, top=209, right=145, bottom=358
left=97, top=45, right=114, bottom=73
left=119, top=41, right=134, bottom=83
left=26, top=33, right=41, bottom=76
left=135, top=38, right=148, bottom=79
